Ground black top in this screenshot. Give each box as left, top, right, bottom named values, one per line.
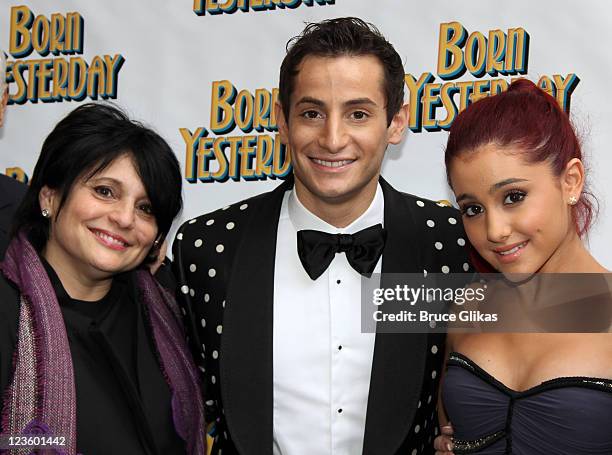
left=0, top=261, right=186, bottom=455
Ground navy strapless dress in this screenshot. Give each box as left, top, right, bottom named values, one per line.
left=443, top=352, right=612, bottom=454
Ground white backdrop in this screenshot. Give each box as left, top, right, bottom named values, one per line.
left=1, top=0, right=610, bottom=266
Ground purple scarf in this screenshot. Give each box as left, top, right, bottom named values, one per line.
left=0, top=232, right=205, bottom=454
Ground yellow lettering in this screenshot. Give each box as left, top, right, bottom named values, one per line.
left=235, top=89, right=254, bottom=132
left=465, top=32, right=486, bottom=76
left=37, top=58, right=53, bottom=100
left=87, top=56, right=106, bottom=98
left=9, top=61, right=27, bottom=103
left=66, top=12, right=83, bottom=53
left=212, top=137, right=229, bottom=179
left=486, top=30, right=506, bottom=76
left=254, top=88, right=271, bottom=131
left=5, top=167, right=28, bottom=183
left=52, top=58, right=68, bottom=99
left=9, top=6, right=34, bottom=58
left=68, top=57, right=87, bottom=99
left=456, top=81, right=473, bottom=112
left=197, top=137, right=215, bottom=181
left=404, top=72, right=434, bottom=131
left=470, top=80, right=490, bottom=103
left=239, top=135, right=257, bottom=179
left=210, top=80, right=236, bottom=134
left=227, top=136, right=242, bottom=179
left=273, top=134, right=291, bottom=176
left=50, top=13, right=65, bottom=55
left=180, top=127, right=208, bottom=182
left=552, top=74, right=579, bottom=112
left=437, top=22, right=467, bottom=79
left=490, top=78, right=508, bottom=95
left=422, top=83, right=441, bottom=130
left=505, top=28, right=528, bottom=74
left=438, top=82, right=458, bottom=130
left=255, top=135, right=274, bottom=176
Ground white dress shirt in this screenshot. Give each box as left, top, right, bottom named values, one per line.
left=272, top=185, right=384, bottom=455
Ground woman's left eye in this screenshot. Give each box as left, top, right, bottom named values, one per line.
left=95, top=186, right=114, bottom=198
left=138, top=203, right=154, bottom=215
left=503, top=191, right=526, bottom=205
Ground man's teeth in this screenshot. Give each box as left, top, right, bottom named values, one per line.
left=95, top=230, right=128, bottom=247
left=499, top=242, right=527, bottom=255
left=313, top=158, right=353, bottom=168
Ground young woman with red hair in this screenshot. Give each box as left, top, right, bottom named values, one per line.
left=434, top=79, right=612, bottom=454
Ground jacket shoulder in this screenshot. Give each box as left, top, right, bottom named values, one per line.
left=0, top=174, right=27, bottom=196
left=171, top=188, right=278, bottom=289
left=397, top=191, right=463, bottom=229
left=398, top=191, right=460, bottom=216
left=396, top=191, right=472, bottom=272
left=175, top=190, right=272, bottom=242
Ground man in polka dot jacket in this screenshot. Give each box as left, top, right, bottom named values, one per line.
left=173, top=17, right=472, bottom=455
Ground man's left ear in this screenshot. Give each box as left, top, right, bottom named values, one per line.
left=562, top=158, right=585, bottom=202
left=275, top=101, right=290, bottom=145
left=387, top=103, right=410, bottom=145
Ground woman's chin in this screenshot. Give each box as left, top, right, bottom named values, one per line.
left=486, top=257, right=539, bottom=283
left=499, top=271, right=537, bottom=285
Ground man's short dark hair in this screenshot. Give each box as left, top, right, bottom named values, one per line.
left=279, top=17, right=405, bottom=125
left=13, top=103, right=182, bottom=263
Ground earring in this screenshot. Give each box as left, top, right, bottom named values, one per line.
left=153, top=239, right=160, bottom=247
left=568, top=196, right=578, bottom=206
left=41, top=208, right=51, bottom=218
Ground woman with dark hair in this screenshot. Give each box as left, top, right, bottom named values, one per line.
left=0, top=103, right=205, bottom=455
left=433, top=80, right=612, bottom=454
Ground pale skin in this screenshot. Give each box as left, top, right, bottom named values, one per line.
left=275, top=54, right=409, bottom=228
left=0, top=87, right=8, bottom=127
left=39, top=155, right=159, bottom=301
left=434, top=145, right=611, bottom=454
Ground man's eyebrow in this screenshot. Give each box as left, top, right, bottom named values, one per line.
left=295, top=96, right=325, bottom=107
left=343, top=97, right=378, bottom=107
left=294, top=97, right=379, bottom=108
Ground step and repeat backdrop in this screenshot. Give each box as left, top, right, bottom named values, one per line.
left=1, top=1, right=611, bottom=265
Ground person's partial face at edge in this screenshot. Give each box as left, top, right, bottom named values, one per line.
left=450, top=143, right=584, bottom=276
left=0, top=85, right=7, bottom=128
left=276, top=54, right=408, bottom=209
left=0, top=52, right=6, bottom=128
left=40, top=154, right=159, bottom=282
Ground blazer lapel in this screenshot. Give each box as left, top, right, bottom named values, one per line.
left=220, top=177, right=293, bottom=455
left=362, top=178, right=428, bottom=455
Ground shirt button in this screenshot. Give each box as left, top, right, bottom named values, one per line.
left=338, top=345, right=343, bottom=350
left=336, top=279, right=341, bottom=284
left=337, top=408, right=343, bottom=413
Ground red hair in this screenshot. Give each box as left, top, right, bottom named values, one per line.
left=445, top=79, right=596, bottom=240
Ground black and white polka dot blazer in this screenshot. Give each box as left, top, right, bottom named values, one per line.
left=172, top=176, right=472, bottom=455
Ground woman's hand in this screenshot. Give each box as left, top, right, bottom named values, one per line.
left=433, top=422, right=454, bottom=455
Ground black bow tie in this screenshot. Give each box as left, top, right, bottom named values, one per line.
left=297, top=224, right=387, bottom=280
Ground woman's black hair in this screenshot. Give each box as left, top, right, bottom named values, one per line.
left=13, top=103, right=183, bottom=262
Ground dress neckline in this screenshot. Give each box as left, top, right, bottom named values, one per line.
left=448, top=351, right=612, bottom=397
